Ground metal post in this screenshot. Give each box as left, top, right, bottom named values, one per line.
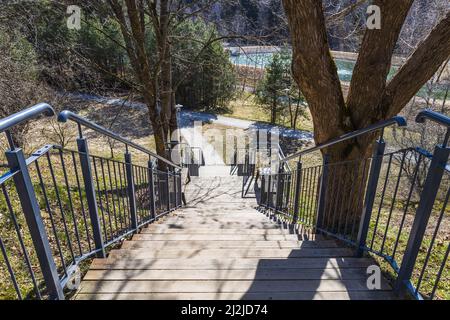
left=356, top=139, right=386, bottom=257
left=77, top=138, right=105, bottom=258
left=292, top=161, right=303, bottom=224
left=125, top=152, right=138, bottom=231
left=5, top=148, right=64, bottom=300
left=176, top=170, right=182, bottom=207
left=147, top=160, right=156, bottom=220
left=395, top=144, right=450, bottom=296
left=172, top=169, right=177, bottom=209
left=267, top=175, right=272, bottom=209
left=166, top=169, right=171, bottom=212
left=260, top=174, right=265, bottom=206
left=275, top=167, right=284, bottom=212
left=316, top=154, right=330, bottom=231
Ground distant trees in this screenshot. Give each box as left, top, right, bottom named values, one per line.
left=255, top=51, right=305, bottom=128
left=174, top=21, right=236, bottom=111
left=0, top=0, right=236, bottom=162
left=105, top=0, right=238, bottom=161
left=0, top=28, right=46, bottom=147
left=256, top=51, right=290, bottom=124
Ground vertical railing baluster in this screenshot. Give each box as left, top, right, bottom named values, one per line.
left=316, top=154, right=329, bottom=231
left=166, top=168, right=171, bottom=212
left=176, top=170, right=181, bottom=207
left=148, top=160, right=156, bottom=220
left=5, top=147, right=64, bottom=300
left=275, top=167, right=284, bottom=213
left=292, top=161, right=302, bottom=224
left=260, top=174, right=265, bottom=206
left=124, top=151, right=138, bottom=231
left=395, top=143, right=450, bottom=297
left=173, top=169, right=177, bottom=209
left=77, top=138, right=106, bottom=258
left=356, top=138, right=386, bottom=256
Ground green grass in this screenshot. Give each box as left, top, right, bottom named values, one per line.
left=263, top=155, right=449, bottom=300
left=224, top=92, right=314, bottom=132
left=0, top=149, right=139, bottom=299
left=366, top=202, right=449, bottom=300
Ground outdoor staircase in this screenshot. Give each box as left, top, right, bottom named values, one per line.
left=2, top=105, right=447, bottom=300
left=74, top=166, right=394, bottom=300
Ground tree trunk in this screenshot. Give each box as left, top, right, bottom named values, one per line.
left=160, top=31, right=172, bottom=142
left=271, top=99, right=277, bottom=124
left=283, top=0, right=450, bottom=226
left=169, top=91, right=179, bottom=140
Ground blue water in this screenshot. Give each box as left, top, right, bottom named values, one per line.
left=231, top=52, right=361, bottom=82
left=230, top=52, right=446, bottom=99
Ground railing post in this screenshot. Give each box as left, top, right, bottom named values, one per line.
left=275, top=167, right=284, bottom=212
left=356, top=139, right=386, bottom=257
left=266, top=175, right=272, bottom=208
left=316, top=154, right=329, bottom=231
left=394, top=144, right=450, bottom=297
left=77, top=138, right=106, bottom=258
left=172, top=169, right=177, bottom=209
left=125, top=152, right=138, bottom=231
left=5, top=148, right=64, bottom=300
left=177, top=170, right=182, bottom=207
left=147, top=160, right=156, bottom=220
left=259, top=174, right=266, bottom=206
left=292, top=161, right=303, bottom=224
left=166, top=169, right=171, bottom=212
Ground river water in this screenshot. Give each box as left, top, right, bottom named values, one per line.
left=230, top=52, right=447, bottom=100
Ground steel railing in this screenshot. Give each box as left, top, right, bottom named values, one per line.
left=258, top=111, right=450, bottom=300
left=234, top=142, right=290, bottom=198
left=0, top=104, right=183, bottom=300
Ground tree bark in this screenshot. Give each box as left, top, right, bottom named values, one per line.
left=108, top=0, right=170, bottom=163
left=271, top=99, right=277, bottom=124
left=347, top=0, right=414, bottom=128
left=158, top=0, right=172, bottom=141
left=282, top=0, right=349, bottom=147
left=283, top=0, right=450, bottom=229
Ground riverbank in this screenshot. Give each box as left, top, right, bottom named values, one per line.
left=226, top=46, right=407, bottom=66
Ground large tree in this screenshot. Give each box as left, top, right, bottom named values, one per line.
left=282, top=0, right=450, bottom=229
left=282, top=0, right=450, bottom=163
left=107, top=0, right=217, bottom=163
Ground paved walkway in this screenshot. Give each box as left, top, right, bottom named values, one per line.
left=64, top=92, right=314, bottom=142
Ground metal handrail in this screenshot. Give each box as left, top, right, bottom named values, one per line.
left=280, top=116, right=407, bottom=163
left=416, top=109, right=450, bottom=127
left=58, top=110, right=182, bottom=169
left=0, top=103, right=55, bottom=133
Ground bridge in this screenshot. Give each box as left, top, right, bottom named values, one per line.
left=0, top=104, right=448, bottom=300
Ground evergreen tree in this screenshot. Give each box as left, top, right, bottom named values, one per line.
left=255, top=51, right=291, bottom=124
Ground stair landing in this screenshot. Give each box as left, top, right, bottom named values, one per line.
left=74, top=170, right=394, bottom=300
